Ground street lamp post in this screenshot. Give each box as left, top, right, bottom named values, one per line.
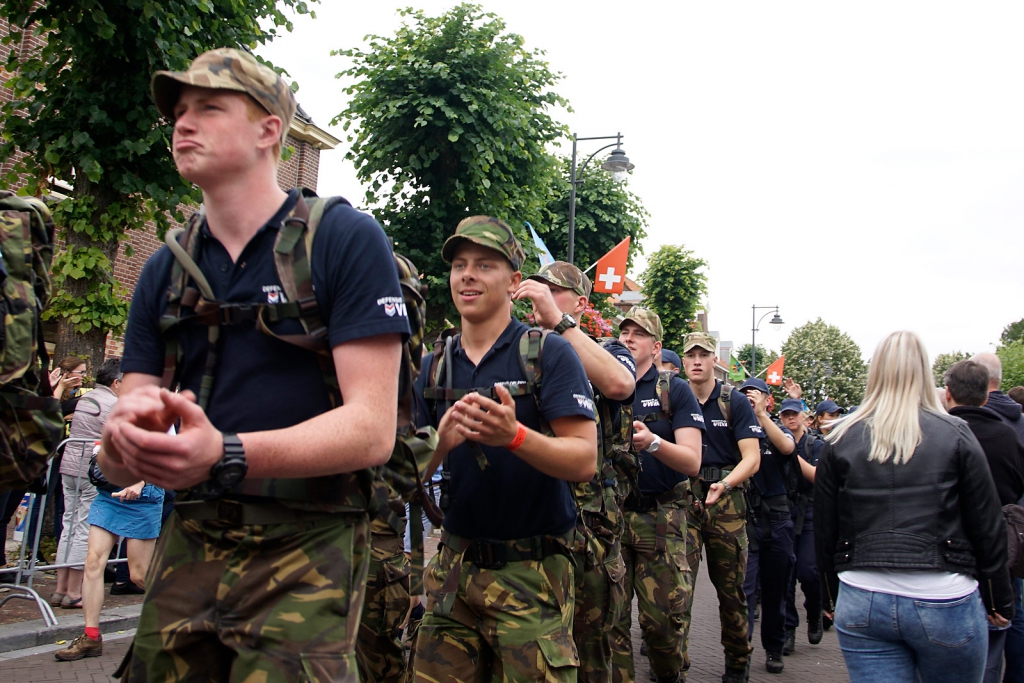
left=750, top=305, right=784, bottom=375
left=567, top=132, right=635, bottom=264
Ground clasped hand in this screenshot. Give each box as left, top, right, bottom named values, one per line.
left=103, top=386, right=223, bottom=491
left=438, top=384, right=520, bottom=451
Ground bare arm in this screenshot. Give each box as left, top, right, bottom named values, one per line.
left=750, top=392, right=795, bottom=455
left=632, top=421, right=703, bottom=477
left=798, top=456, right=816, bottom=483
left=705, top=438, right=761, bottom=505
left=101, top=334, right=402, bottom=490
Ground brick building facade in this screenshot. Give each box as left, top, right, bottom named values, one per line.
left=0, top=17, right=339, bottom=358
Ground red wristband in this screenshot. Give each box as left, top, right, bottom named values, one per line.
left=506, top=422, right=528, bottom=451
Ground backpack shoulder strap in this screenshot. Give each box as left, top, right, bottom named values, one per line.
left=516, top=327, right=551, bottom=398
left=718, top=382, right=733, bottom=427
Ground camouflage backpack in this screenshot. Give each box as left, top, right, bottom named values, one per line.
left=0, top=192, right=64, bottom=492
left=159, top=189, right=440, bottom=524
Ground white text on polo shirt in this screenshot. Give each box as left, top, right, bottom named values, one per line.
left=376, top=296, right=407, bottom=318
left=573, top=394, right=595, bottom=412
left=642, top=398, right=660, bottom=408
left=263, top=284, right=287, bottom=304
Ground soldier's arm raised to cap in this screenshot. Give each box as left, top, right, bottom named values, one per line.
left=102, top=336, right=402, bottom=490
left=559, top=327, right=634, bottom=401
left=751, top=391, right=795, bottom=454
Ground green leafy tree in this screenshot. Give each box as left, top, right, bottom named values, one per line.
left=932, top=350, right=971, bottom=386
left=735, top=343, right=778, bottom=375
left=334, top=4, right=567, bottom=332
left=780, top=318, right=867, bottom=409
left=638, top=245, right=708, bottom=353
left=1001, top=318, right=1024, bottom=345
left=538, top=157, right=648, bottom=270
left=0, top=0, right=314, bottom=369
left=997, top=341, right=1024, bottom=391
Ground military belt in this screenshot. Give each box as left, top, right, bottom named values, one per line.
left=440, top=530, right=572, bottom=570
left=174, top=498, right=333, bottom=526
left=623, top=488, right=682, bottom=513
left=697, top=466, right=733, bottom=482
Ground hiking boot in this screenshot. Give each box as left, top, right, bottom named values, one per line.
left=808, top=614, right=823, bottom=644
left=782, top=628, right=796, bottom=655
left=721, top=663, right=749, bottom=683
left=54, top=633, right=102, bottom=661
left=640, top=640, right=648, bottom=656
left=655, top=674, right=680, bottom=683
left=765, top=651, right=784, bottom=674
left=110, top=581, right=145, bottom=596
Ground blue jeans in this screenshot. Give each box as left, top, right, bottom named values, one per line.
left=836, top=582, right=988, bottom=683
left=1005, top=577, right=1024, bottom=683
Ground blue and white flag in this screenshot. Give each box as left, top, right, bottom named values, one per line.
left=526, top=222, right=555, bottom=267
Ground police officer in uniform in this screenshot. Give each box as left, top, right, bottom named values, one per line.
left=613, top=306, right=705, bottom=683
left=101, top=49, right=409, bottom=681
left=738, top=378, right=797, bottom=674
left=516, top=261, right=636, bottom=683
left=414, top=218, right=598, bottom=682
left=679, top=331, right=763, bottom=683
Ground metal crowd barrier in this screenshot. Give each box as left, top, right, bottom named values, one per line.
left=0, top=438, right=129, bottom=627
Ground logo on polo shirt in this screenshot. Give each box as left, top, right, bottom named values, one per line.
left=750, top=425, right=764, bottom=435
left=712, top=419, right=729, bottom=428
left=376, top=296, right=407, bottom=318
left=691, top=413, right=705, bottom=423
left=642, top=398, right=660, bottom=408
left=620, top=356, right=636, bottom=372
left=573, top=393, right=595, bottom=412
left=262, top=284, right=286, bottom=304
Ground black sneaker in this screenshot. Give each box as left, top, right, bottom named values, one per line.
left=808, top=614, right=823, bottom=645
left=783, top=628, right=796, bottom=655
left=110, top=581, right=145, bottom=596
left=765, top=651, right=784, bottom=674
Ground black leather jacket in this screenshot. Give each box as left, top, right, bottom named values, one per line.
left=814, top=410, right=1015, bottom=619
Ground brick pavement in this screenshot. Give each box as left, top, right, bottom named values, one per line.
left=3, top=559, right=850, bottom=682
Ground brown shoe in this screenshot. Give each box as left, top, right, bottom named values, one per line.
left=54, top=633, right=102, bottom=661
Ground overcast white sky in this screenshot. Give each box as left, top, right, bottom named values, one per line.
left=257, top=1, right=1024, bottom=362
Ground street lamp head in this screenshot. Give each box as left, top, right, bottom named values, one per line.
left=770, top=313, right=784, bottom=326
left=601, top=147, right=635, bottom=181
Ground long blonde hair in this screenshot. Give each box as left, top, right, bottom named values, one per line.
left=826, top=331, right=942, bottom=464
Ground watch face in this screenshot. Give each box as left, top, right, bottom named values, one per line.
left=217, top=464, right=246, bottom=489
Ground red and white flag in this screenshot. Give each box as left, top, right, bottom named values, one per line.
left=592, top=237, right=631, bottom=295
left=765, top=356, right=786, bottom=386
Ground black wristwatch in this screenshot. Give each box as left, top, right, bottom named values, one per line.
left=553, top=312, right=577, bottom=334
left=210, top=433, right=248, bottom=491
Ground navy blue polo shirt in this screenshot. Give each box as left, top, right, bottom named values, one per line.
left=631, top=364, right=705, bottom=494
left=122, top=190, right=410, bottom=435
left=699, top=381, right=763, bottom=468
left=751, top=422, right=795, bottom=498
left=793, top=431, right=824, bottom=495
left=419, top=319, right=596, bottom=540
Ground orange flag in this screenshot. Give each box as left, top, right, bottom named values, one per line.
left=592, top=237, right=631, bottom=295
left=765, top=356, right=785, bottom=386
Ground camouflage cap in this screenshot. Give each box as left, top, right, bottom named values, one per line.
left=527, top=261, right=592, bottom=298
left=442, top=216, right=526, bottom=271
left=151, top=48, right=296, bottom=145
left=619, top=305, right=663, bottom=342
left=682, top=331, right=717, bottom=354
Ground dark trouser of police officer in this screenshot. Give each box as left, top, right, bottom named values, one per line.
left=784, top=497, right=822, bottom=653
left=743, top=494, right=795, bottom=674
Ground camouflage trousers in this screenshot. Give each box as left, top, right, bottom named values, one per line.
left=119, top=509, right=369, bottom=683
left=610, top=501, right=689, bottom=682
left=680, top=486, right=752, bottom=673
left=413, top=532, right=579, bottom=683
left=357, top=531, right=412, bottom=683
left=573, top=514, right=628, bottom=683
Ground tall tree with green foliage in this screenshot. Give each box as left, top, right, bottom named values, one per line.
left=334, top=4, right=567, bottom=331
left=932, top=350, right=971, bottom=386
left=1002, top=318, right=1024, bottom=346
left=780, top=318, right=866, bottom=409
left=638, top=245, right=707, bottom=353
left=997, top=341, right=1024, bottom=391
left=539, top=157, right=648, bottom=271
left=0, top=0, right=314, bottom=370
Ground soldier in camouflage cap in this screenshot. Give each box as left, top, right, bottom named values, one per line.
left=413, top=220, right=599, bottom=681
left=152, top=47, right=296, bottom=145
left=517, top=260, right=634, bottom=682
left=441, top=215, right=526, bottom=271
left=101, top=48, right=409, bottom=682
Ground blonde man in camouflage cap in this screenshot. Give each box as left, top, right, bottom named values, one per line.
left=679, top=331, right=763, bottom=683
left=99, top=48, right=409, bottom=681
left=613, top=306, right=705, bottom=683
left=414, top=220, right=598, bottom=681
left=516, top=261, right=636, bottom=683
